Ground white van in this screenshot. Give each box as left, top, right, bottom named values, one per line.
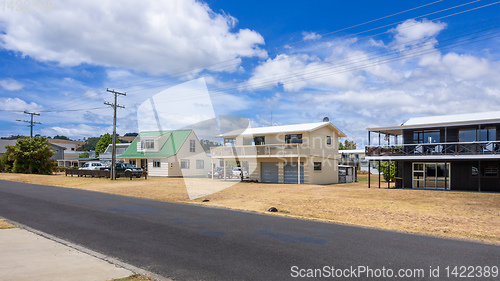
left=79, top=161, right=104, bottom=170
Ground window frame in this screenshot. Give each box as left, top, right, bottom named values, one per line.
left=196, top=159, right=205, bottom=169
left=153, top=159, right=161, bottom=168
left=181, top=159, right=190, bottom=169
left=190, top=140, right=196, bottom=152
left=313, top=162, right=322, bottom=171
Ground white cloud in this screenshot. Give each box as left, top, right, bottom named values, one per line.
left=0, top=78, right=24, bottom=91
left=0, top=0, right=266, bottom=75
left=0, top=98, right=43, bottom=112
left=391, top=19, right=447, bottom=51
left=302, top=31, right=321, bottom=41
left=83, top=90, right=100, bottom=99
left=40, top=124, right=112, bottom=139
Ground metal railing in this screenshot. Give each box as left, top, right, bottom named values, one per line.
left=210, top=144, right=309, bottom=157
left=366, top=141, right=500, bottom=156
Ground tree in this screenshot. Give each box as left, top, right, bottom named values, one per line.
left=0, top=137, right=56, bottom=175
left=80, top=137, right=100, bottom=151
left=339, top=140, right=357, bottom=150
left=53, top=135, right=71, bottom=140
left=199, top=139, right=221, bottom=153
left=377, top=161, right=395, bottom=182
left=124, top=132, right=138, bottom=137
left=95, top=133, right=119, bottom=157
left=79, top=151, right=89, bottom=158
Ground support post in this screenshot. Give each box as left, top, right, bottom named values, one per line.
left=478, top=160, right=481, bottom=192
left=388, top=160, right=391, bottom=189
left=105, top=89, right=126, bottom=181
left=298, top=155, right=301, bottom=184
left=223, top=159, right=226, bottom=181
left=211, top=158, right=214, bottom=180
left=368, top=160, right=371, bottom=188
left=444, top=161, right=448, bottom=190
left=378, top=160, right=381, bottom=188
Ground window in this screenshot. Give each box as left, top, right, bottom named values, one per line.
left=480, top=127, right=496, bottom=141
left=196, top=160, right=204, bottom=169
left=459, top=129, right=477, bottom=142
left=190, top=140, right=195, bottom=152
left=413, top=130, right=440, bottom=144
left=254, top=136, right=265, bottom=145
left=224, top=138, right=236, bottom=146
left=153, top=159, right=161, bottom=168
left=326, top=136, right=331, bottom=145
left=285, top=134, right=303, bottom=144
left=314, top=162, right=322, bottom=171
left=482, top=165, right=498, bottom=177
left=181, top=159, right=190, bottom=169
left=460, top=127, right=496, bottom=142
left=141, top=139, right=155, bottom=149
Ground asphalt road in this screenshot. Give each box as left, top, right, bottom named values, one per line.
left=0, top=179, right=498, bottom=281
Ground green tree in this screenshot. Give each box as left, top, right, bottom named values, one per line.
left=95, top=133, right=119, bottom=157
left=377, top=161, right=395, bottom=182
left=79, top=151, right=89, bottom=158
left=80, top=137, right=100, bottom=151
left=199, top=139, right=221, bottom=153
left=53, top=135, right=71, bottom=140
left=339, top=140, right=357, bottom=150
left=1, top=137, right=56, bottom=174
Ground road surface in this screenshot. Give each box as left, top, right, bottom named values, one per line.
left=0, top=180, right=498, bottom=280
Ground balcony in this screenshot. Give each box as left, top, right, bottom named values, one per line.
left=366, top=141, right=500, bottom=157
left=210, top=144, right=309, bottom=158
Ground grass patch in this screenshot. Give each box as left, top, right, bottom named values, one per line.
left=1, top=172, right=498, bottom=244
left=0, top=219, right=18, bottom=229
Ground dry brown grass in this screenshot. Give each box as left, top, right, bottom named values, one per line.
left=1, top=172, right=498, bottom=244
left=0, top=219, right=18, bottom=229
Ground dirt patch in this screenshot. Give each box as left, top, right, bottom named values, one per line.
left=1, top=172, right=498, bottom=244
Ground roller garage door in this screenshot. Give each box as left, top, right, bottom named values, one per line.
left=261, top=162, right=279, bottom=183
left=284, top=162, right=304, bottom=184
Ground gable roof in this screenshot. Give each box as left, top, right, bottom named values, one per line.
left=118, top=130, right=192, bottom=158
left=368, top=111, right=500, bottom=135
left=403, top=111, right=500, bottom=126
left=217, top=122, right=346, bottom=138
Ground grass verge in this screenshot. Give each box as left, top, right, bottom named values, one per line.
left=0, top=172, right=498, bottom=244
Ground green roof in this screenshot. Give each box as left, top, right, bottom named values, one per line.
left=118, top=130, right=192, bottom=158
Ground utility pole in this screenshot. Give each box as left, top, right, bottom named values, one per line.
left=16, top=111, right=41, bottom=139
left=105, top=89, right=126, bottom=180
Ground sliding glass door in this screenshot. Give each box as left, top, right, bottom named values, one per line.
left=412, top=163, right=450, bottom=190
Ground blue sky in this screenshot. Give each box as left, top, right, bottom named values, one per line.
left=1, top=0, right=500, bottom=146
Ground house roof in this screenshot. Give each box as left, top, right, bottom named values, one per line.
left=217, top=122, right=346, bottom=138
left=47, top=139, right=85, bottom=147
left=118, top=130, right=192, bottom=158
left=367, top=111, right=500, bottom=135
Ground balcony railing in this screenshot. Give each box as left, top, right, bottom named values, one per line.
left=366, top=141, right=500, bottom=157
left=210, top=144, right=309, bottom=158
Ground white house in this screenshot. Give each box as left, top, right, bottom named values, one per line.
left=118, top=129, right=211, bottom=177
left=210, top=121, right=346, bottom=184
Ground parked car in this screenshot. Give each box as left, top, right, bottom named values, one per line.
left=79, top=161, right=104, bottom=170
left=100, top=162, right=142, bottom=172
left=207, top=167, right=233, bottom=179
left=232, top=167, right=249, bottom=178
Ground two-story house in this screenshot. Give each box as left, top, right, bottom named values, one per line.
left=118, top=129, right=210, bottom=177
left=210, top=121, right=346, bottom=184
left=366, top=111, right=500, bottom=192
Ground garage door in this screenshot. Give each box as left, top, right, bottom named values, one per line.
left=284, top=162, right=304, bottom=184
left=261, top=162, right=279, bottom=183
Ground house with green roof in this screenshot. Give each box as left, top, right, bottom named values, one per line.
left=118, top=129, right=210, bottom=177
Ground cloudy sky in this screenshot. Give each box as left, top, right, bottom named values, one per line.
left=1, top=0, right=499, bottom=145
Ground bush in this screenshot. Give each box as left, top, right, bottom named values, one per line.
left=1, top=137, right=57, bottom=175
